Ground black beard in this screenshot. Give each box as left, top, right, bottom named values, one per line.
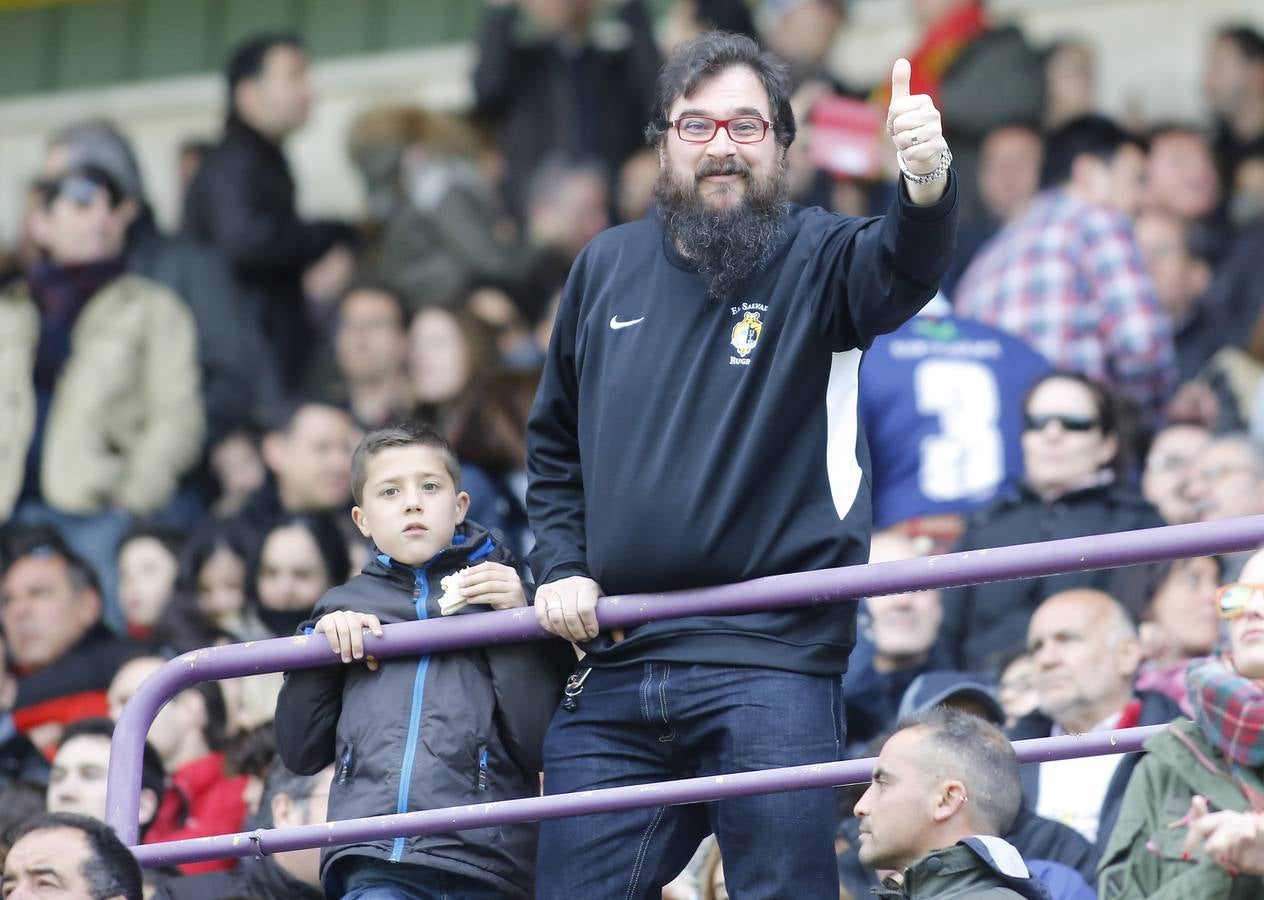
left=654, top=155, right=789, bottom=299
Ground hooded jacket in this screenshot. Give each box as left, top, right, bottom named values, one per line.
left=274, top=522, right=570, bottom=898
left=875, top=837, right=1052, bottom=899
left=1097, top=717, right=1264, bottom=900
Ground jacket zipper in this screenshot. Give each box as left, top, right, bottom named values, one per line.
left=390, top=561, right=432, bottom=862
left=477, top=746, right=489, bottom=791
left=381, top=536, right=495, bottom=862
left=337, top=743, right=354, bottom=786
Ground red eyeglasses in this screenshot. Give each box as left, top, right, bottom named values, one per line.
left=671, top=115, right=771, bottom=144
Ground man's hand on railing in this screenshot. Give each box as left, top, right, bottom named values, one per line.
left=314, top=611, right=385, bottom=671
left=535, top=576, right=602, bottom=642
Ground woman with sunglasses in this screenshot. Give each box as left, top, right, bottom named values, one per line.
left=937, top=372, right=1164, bottom=675
left=1097, top=549, right=1264, bottom=898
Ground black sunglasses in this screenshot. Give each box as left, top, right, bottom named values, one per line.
left=1023, top=413, right=1100, bottom=433
left=34, top=165, right=124, bottom=209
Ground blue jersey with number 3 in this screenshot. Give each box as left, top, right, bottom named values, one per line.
left=860, top=309, right=1051, bottom=529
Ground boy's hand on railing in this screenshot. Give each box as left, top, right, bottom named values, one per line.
left=461, top=562, right=528, bottom=610
left=314, top=611, right=385, bottom=671
left=535, top=576, right=602, bottom=642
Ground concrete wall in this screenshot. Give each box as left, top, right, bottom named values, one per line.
left=1, top=0, right=1262, bottom=248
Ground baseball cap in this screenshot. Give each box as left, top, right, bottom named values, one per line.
left=898, top=670, right=1006, bottom=725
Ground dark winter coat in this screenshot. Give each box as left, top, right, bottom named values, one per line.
left=183, top=116, right=354, bottom=390
left=938, top=481, right=1164, bottom=674
left=274, top=523, right=570, bottom=898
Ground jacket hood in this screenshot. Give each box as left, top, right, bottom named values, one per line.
left=885, top=838, right=1052, bottom=899
left=958, top=837, right=1051, bottom=900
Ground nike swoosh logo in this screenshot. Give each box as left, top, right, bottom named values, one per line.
left=609, top=316, right=645, bottom=330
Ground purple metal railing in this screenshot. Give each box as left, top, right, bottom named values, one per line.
left=132, top=725, right=1167, bottom=867
left=107, top=515, right=1264, bottom=864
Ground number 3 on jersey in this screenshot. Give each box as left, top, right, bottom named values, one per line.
left=914, top=358, right=1003, bottom=502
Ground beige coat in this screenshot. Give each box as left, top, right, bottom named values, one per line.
left=0, top=274, right=204, bottom=518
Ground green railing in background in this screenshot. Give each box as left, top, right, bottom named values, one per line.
left=0, top=0, right=681, bottom=100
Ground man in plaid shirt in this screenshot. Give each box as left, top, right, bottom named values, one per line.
left=955, top=115, right=1178, bottom=426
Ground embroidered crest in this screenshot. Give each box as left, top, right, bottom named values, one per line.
left=730, top=311, right=764, bottom=358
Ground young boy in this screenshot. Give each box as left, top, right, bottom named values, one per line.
left=275, top=423, right=567, bottom=900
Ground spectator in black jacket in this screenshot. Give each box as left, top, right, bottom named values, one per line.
left=473, top=0, right=661, bottom=221
left=526, top=31, right=958, bottom=900
left=937, top=372, right=1164, bottom=674
left=43, top=119, right=274, bottom=444
left=153, top=759, right=330, bottom=900
left=184, top=33, right=356, bottom=392
left=1010, top=589, right=1181, bottom=865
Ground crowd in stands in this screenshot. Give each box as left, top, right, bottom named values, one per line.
left=1, top=0, right=1264, bottom=897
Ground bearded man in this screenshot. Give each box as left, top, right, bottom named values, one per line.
left=525, top=31, right=958, bottom=900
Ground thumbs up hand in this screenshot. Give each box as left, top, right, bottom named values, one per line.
left=886, top=58, right=950, bottom=190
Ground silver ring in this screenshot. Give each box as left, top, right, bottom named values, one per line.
left=910, top=133, right=920, bottom=145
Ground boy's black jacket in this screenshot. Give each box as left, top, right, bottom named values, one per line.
left=274, top=521, right=571, bottom=898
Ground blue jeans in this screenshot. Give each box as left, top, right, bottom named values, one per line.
left=340, top=860, right=507, bottom=899
left=536, top=662, right=845, bottom=900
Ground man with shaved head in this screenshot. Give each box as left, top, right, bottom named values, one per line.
left=1010, top=589, right=1181, bottom=864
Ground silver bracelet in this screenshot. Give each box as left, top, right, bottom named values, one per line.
left=898, top=146, right=953, bottom=185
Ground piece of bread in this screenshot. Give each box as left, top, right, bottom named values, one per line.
left=438, top=569, right=468, bottom=615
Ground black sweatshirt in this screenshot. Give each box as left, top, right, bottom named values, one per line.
left=527, top=178, right=958, bottom=675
